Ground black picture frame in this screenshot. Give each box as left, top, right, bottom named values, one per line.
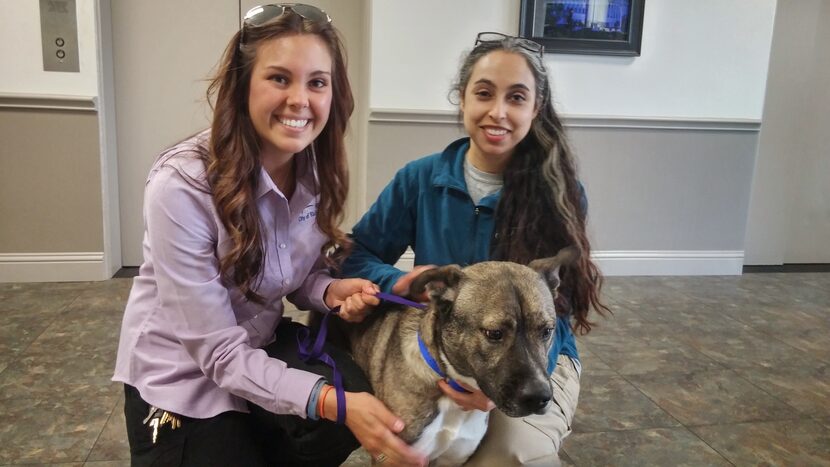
left=519, top=0, right=645, bottom=56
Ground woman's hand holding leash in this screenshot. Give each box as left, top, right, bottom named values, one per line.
left=320, top=388, right=427, bottom=466
left=325, top=279, right=381, bottom=323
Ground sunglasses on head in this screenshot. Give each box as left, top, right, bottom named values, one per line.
left=239, top=4, right=331, bottom=47
left=475, top=32, right=544, bottom=58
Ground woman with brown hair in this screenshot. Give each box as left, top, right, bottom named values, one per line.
left=113, top=5, right=425, bottom=466
left=342, top=32, right=610, bottom=465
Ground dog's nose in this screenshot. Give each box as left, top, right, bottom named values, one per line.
left=520, top=393, right=551, bottom=413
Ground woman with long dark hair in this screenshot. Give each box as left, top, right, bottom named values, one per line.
left=342, top=32, right=610, bottom=465
left=113, top=5, right=425, bottom=466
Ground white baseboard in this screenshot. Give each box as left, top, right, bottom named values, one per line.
left=591, top=250, right=744, bottom=276
left=0, top=252, right=108, bottom=282
left=1, top=249, right=744, bottom=283
left=395, top=250, right=744, bottom=276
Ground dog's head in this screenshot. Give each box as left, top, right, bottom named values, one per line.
left=410, top=246, right=579, bottom=417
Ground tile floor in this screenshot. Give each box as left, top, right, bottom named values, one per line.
left=0, top=272, right=829, bottom=466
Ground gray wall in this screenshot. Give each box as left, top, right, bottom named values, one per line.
left=366, top=113, right=758, bottom=275
left=572, top=127, right=757, bottom=252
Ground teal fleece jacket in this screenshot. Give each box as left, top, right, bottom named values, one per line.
left=342, top=138, right=581, bottom=373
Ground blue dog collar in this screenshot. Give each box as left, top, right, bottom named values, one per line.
left=417, top=332, right=472, bottom=394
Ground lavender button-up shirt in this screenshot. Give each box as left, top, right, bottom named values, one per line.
left=113, top=131, right=333, bottom=419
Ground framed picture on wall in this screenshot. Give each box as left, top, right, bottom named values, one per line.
left=519, top=0, right=645, bottom=56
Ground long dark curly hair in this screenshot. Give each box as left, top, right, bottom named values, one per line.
left=452, top=37, right=610, bottom=334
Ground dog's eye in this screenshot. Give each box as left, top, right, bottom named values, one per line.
left=542, top=327, right=554, bottom=340
left=483, top=329, right=503, bottom=341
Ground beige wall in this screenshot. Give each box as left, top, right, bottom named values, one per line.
left=744, top=0, right=830, bottom=264
left=0, top=108, right=103, bottom=252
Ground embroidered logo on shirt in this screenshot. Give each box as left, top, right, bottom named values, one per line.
left=298, top=202, right=317, bottom=223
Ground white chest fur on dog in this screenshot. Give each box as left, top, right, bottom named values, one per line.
left=412, top=396, right=489, bottom=466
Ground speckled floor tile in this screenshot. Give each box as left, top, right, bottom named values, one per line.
left=0, top=313, right=53, bottom=355
left=561, top=427, right=731, bottom=467
left=691, top=419, right=830, bottom=466
left=23, top=312, right=122, bottom=358
left=0, top=282, right=87, bottom=317
left=734, top=363, right=830, bottom=417
left=748, top=273, right=830, bottom=305
left=663, top=275, right=798, bottom=308
left=817, top=417, right=830, bottom=430
left=716, top=302, right=829, bottom=336
left=0, top=396, right=118, bottom=464
left=578, top=305, right=665, bottom=339
left=778, top=327, right=830, bottom=364
left=583, top=334, right=722, bottom=376
left=632, top=303, right=751, bottom=340
left=682, top=326, right=824, bottom=370
left=573, top=374, right=680, bottom=433
left=84, top=461, right=130, bottom=467
left=7, top=463, right=85, bottom=466
left=87, top=395, right=129, bottom=462
left=60, top=282, right=131, bottom=320
left=573, top=344, right=615, bottom=376
left=600, top=276, right=698, bottom=307
left=627, top=369, right=798, bottom=426
left=0, top=352, right=120, bottom=400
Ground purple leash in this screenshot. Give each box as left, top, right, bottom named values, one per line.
left=297, top=292, right=427, bottom=424
left=297, top=291, right=468, bottom=424
left=297, top=310, right=347, bottom=424
left=375, top=292, right=427, bottom=310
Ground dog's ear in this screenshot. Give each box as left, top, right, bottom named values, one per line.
left=528, top=246, right=581, bottom=294
left=409, top=265, right=464, bottom=307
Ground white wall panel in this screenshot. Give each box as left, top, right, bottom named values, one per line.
left=370, top=0, right=776, bottom=120
left=0, top=0, right=99, bottom=96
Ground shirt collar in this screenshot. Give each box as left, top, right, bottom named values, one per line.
left=433, top=137, right=501, bottom=209
left=432, top=137, right=470, bottom=191
left=255, top=150, right=316, bottom=200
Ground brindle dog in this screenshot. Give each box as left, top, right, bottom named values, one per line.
left=342, top=247, right=578, bottom=466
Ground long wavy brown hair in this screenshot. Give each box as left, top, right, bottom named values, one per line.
left=453, top=38, right=610, bottom=334
left=203, top=11, right=353, bottom=303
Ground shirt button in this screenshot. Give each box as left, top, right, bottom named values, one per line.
left=279, top=243, right=287, bottom=249
left=282, top=279, right=288, bottom=285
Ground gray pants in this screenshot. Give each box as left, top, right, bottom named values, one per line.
left=464, top=355, right=581, bottom=466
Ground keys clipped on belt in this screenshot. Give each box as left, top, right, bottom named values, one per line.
left=142, top=406, right=182, bottom=444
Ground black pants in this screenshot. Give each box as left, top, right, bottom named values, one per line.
left=124, top=320, right=372, bottom=466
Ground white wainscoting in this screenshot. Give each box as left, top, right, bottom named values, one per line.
left=0, top=253, right=106, bottom=282
left=592, top=250, right=745, bottom=276
left=368, top=108, right=762, bottom=132
left=393, top=249, right=744, bottom=276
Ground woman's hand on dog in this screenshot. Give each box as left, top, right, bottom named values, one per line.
left=392, top=265, right=436, bottom=303
left=325, top=390, right=427, bottom=466
left=437, top=380, right=496, bottom=412
left=324, top=279, right=381, bottom=323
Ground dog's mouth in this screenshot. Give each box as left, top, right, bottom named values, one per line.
left=498, top=398, right=551, bottom=417
left=490, top=380, right=553, bottom=417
